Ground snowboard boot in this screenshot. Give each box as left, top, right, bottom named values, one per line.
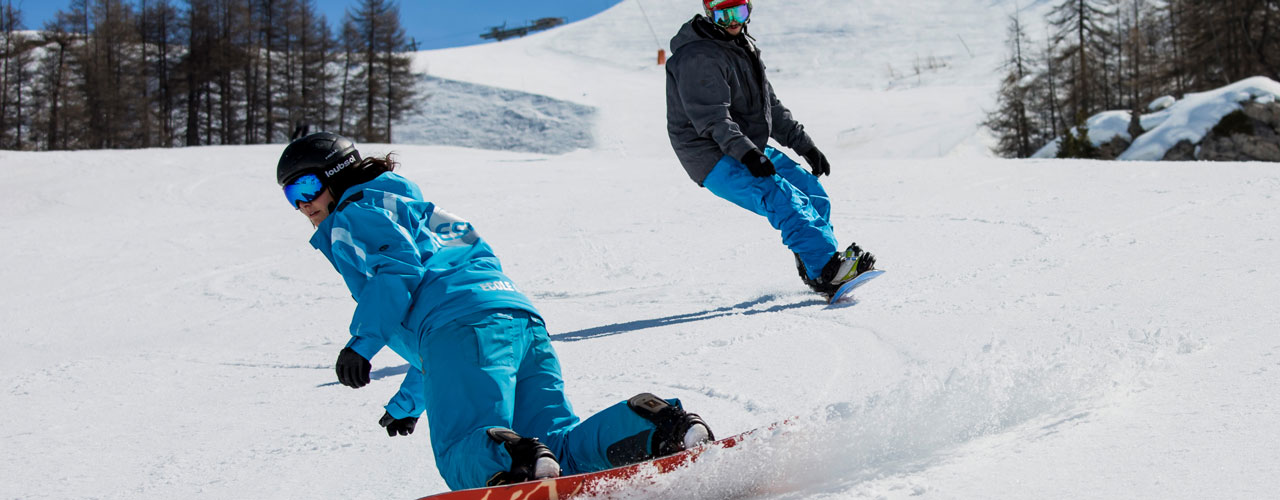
left=816, top=242, right=877, bottom=299
left=627, top=393, right=715, bottom=457
left=485, top=427, right=561, bottom=486
left=795, top=253, right=828, bottom=294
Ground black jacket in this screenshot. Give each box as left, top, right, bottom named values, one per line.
left=665, top=15, right=815, bottom=185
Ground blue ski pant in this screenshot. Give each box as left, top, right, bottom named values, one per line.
left=418, top=308, right=664, bottom=491
left=702, top=147, right=838, bottom=280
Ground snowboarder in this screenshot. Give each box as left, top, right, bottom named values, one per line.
left=665, top=0, right=876, bottom=297
left=276, top=132, right=713, bottom=491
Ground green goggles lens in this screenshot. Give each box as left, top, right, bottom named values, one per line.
left=711, top=5, right=750, bottom=26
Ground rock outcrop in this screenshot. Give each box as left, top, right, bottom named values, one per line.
left=1196, top=101, right=1280, bottom=161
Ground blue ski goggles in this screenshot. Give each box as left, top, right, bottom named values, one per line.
left=711, top=4, right=750, bottom=27
left=283, top=173, right=325, bottom=208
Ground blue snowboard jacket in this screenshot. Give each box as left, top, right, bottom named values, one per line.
left=309, top=172, right=539, bottom=419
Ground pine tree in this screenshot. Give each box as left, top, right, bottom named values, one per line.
left=1056, top=121, right=1100, bottom=159
left=987, top=9, right=1039, bottom=158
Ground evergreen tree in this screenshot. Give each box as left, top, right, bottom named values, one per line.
left=987, top=9, right=1039, bottom=158
left=1056, top=121, right=1100, bottom=159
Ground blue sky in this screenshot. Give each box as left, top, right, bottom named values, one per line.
left=11, top=0, right=625, bottom=50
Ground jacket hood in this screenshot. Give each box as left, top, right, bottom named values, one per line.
left=670, top=15, right=741, bottom=52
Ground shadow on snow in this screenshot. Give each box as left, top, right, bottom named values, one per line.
left=316, top=364, right=412, bottom=388
left=316, top=295, right=826, bottom=387
left=551, top=295, right=824, bottom=342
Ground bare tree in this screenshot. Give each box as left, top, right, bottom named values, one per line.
left=182, top=0, right=215, bottom=146
left=7, top=0, right=419, bottom=151
left=0, top=0, right=35, bottom=149
left=1047, top=0, right=1114, bottom=124
left=345, top=0, right=415, bottom=142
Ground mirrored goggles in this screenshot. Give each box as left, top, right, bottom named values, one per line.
left=283, top=173, right=325, bottom=208
left=711, top=5, right=750, bottom=26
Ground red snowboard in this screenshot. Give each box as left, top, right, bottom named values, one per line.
left=416, top=422, right=782, bottom=500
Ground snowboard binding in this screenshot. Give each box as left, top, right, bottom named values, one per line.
left=798, top=243, right=877, bottom=299
left=626, top=392, right=715, bottom=457
left=485, top=427, right=561, bottom=486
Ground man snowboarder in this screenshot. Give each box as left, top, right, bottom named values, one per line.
left=276, top=132, right=713, bottom=491
left=665, top=0, right=876, bottom=297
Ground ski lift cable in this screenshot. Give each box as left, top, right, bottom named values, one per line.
left=635, top=0, right=663, bottom=50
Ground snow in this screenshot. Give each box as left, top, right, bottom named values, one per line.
left=393, top=75, right=595, bottom=154
left=1148, top=95, right=1176, bottom=112
left=4, top=1, right=1280, bottom=499
left=1032, top=110, right=1134, bottom=159
left=1086, top=110, right=1136, bottom=144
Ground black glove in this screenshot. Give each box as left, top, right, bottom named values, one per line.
left=379, top=411, right=418, bottom=437
left=739, top=149, right=776, bottom=177
left=801, top=146, right=831, bottom=176
left=335, top=347, right=371, bottom=388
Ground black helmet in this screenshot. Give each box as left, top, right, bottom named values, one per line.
left=277, top=132, right=363, bottom=192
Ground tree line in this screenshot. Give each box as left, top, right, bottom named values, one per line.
left=987, top=0, right=1280, bottom=158
left=0, top=0, right=418, bottom=151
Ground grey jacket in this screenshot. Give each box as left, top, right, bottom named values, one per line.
left=665, top=15, right=815, bottom=185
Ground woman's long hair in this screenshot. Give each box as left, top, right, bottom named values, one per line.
left=325, top=152, right=400, bottom=204
left=335, top=151, right=399, bottom=193
left=349, top=153, right=399, bottom=185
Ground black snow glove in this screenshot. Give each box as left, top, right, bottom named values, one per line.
left=801, top=146, right=831, bottom=176
left=739, top=149, right=776, bottom=177
left=379, top=411, right=418, bottom=437
left=335, top=347, right=371, bottom=388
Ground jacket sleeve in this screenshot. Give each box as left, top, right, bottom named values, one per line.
left=327, top=203, right=426, bottom=361
left=385, top=368, right=426, bottom=419
left=767, top=81, right=816, bottom=155
left=672, top=49, right=760, bottom=160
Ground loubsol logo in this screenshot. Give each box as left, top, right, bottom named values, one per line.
left=326, top=155, right=358, bottom=177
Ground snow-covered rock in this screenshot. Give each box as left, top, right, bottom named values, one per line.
left=1197, top=101, right=1280, bottom=161
left=1148, top=95, right=1176, bottom=112
left=1036, top=77, right=1280, bottom=161
left=1120, top=76, right=1280, bottom=161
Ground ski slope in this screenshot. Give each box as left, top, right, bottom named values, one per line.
left=3, top=0, right=1279, bottom=498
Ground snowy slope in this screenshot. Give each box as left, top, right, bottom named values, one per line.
left=4, top=1, right=1280, bottom=499
left=411, top=0, right=1040, bottom=159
